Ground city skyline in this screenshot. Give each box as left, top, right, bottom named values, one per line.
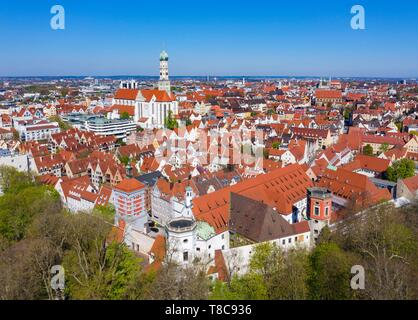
left=1, top=0, right=418, bottom=77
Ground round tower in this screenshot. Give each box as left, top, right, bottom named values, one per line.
left=165, top=217, right=197, bottom=265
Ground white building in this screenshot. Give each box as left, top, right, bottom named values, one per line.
left=0, top=152, right=35, bottom=173
left=15, top=120, right=60, bottom=142
left=84, top=117, right=136, bottom=141
left=112, top=51, right=178, bottom=129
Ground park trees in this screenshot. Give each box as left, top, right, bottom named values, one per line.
left=332, top=203, right=418, bottom=300
left=307, top=242, right=354, bottom=300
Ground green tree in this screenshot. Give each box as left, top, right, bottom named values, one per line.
left=308, top=242, right=354, bottom=300
left=184, top=118, right=192, bottom=126
left=93, top=204, right=116, bottom=224
left=263, top=148, right=269, bottom=159
left=164, top=110, right=179, bottom=130
left=49, top=115, right=72, bottom=131
left=62, top=214, right=143, bottom=300
left=343, top=108, right=352, bottom=121
left=119, top=155, right=130, bottom=166
left=0, top=185, right=61, bottom=243
left=269, top=248, right=310, bottom=300
left=60, top=88, right=69, bottom=97
left=120, top=111, right=130, bottom=120
left=272, top=142, right=280, bottom=149
left=247, top=242, right=310, bottom=299
left=379, top=143, right=390, bottom=154
left=333, top=203, right=418, bottom=299
left=0, top=167, right=61, bottom=243
left=0, top=166, right=35, bottom=194
left=210, top=273, right=268, bottom=300
left=363, top=144, right=374, bottom=156
left=384, top=158, right=415, bottom=182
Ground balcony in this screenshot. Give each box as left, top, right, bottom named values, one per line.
left=166, top=218, right=196, bottom=233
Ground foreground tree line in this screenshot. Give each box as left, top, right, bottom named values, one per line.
left=0, top=165, right=417, bottom=300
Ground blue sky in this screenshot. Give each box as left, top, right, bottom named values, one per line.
left=0, top=0, right=417, bottom=77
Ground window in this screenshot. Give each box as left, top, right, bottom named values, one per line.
left=196, top=247, right=200, bottom=252
left=183, top=251, right=188, bottom=262
left=314, top=206, right=320, bottom=216
left=221, top=234, right=225, bottom=239
left=282, top=239, right=285, bottom=245
left=325, top=207, right=329, bottom=217
left=222, top=245, right=225, bottom=250
left=183, top=239, right=188, bottom=243
left=288, top=238, right=291, bottom=243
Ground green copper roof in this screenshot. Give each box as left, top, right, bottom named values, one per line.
left=160, top=50, right=169, bottom=61
left=327, top=164, right=337, bottom=171
left=196, top=221, right=216, bottom=240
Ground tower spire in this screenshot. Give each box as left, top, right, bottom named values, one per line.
left=158, top=49, right=171, bottom=93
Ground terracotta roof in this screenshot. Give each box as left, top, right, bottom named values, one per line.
left=317, top=168, right=391, bottom=207
left=140, top=89, right=175, bottom=102
left=146, top=235, right=166, bottom=273
left=292, top=127, right=329, bottom=139
left=402, top=175, right=418, bottom=193
left=95, top=185, right=113, bottom=207
left=114, top=178, right=145, bottom=193
left=342, top=155, right=390, bottom=173
left=114, top=89, right=139, bottom=100
left=37, top=174, right=60, bottom=186
left=111, top=104, right=135, bottom=116
left=107, top=219, right=125, bottom=244
left=315, top=89, right=342, bottom=99
left=193, top=164, right=314, bottom=233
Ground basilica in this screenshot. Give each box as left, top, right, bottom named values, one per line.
left=111, top=50, right=178, bottom=129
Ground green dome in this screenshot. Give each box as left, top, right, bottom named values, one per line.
left=160, top=50, right=169, bottom=61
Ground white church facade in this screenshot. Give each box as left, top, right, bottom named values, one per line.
left=112, top=50, right=178, bottom=129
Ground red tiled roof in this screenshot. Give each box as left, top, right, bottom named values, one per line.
left=114, top=178, right=145, bottom=193
left=316, top=89, right=342, bottom=99
left=341, top=155, right=390, bottom=173
left=402, top=175, right=418, bottom=193
left=140, top=89, right=175, bottom=102
left=111, top=104, right=135, bottom=116
left=193, top=164, right=314, bottom=233
left=317, top=168, right=391, bottom=207
left=114, top=89, right=139, bottom=100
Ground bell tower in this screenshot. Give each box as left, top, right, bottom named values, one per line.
left=158, top=50, right=171, bottom=93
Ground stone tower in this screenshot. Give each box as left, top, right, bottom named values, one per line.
left=158, top=50, right=171, bottom=93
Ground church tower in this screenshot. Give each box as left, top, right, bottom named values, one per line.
left=158, top=50, right=171, bottom=92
